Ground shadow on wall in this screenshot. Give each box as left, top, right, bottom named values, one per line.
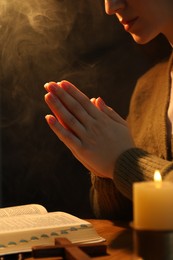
left=0, top=0, right=171, bottom=217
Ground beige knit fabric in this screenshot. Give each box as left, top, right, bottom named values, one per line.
left=91, top=52, right=173, bottom=220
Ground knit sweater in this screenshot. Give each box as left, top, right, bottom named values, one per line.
left=90, top=51, right=173, bottom=220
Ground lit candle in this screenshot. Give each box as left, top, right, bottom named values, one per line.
left=133, top=170, right=173, bottom=230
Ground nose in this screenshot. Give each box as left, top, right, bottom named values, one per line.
left=104, top=0, right=126, bottom=15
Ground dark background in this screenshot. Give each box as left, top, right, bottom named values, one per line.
left=0, top=0, right=171, bottom=217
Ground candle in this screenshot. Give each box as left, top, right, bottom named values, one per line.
left=133, top=170, right=173, bottom=230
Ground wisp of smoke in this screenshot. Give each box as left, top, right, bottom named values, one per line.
left=0, top=0, right=119, bottom=212
left=0, top=0, right=117, bottom=128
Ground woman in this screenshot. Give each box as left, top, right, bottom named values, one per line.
left=44, top=0, right=173, bottom=219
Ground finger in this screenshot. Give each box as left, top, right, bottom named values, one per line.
left=45, top=82, right=98, bottom=127
left=45, top=114, right=106, bottom=177
left=90, top=97, right=96, bottom=105
left=45, top=114, right=82, bottom=150
left=45, top=92, right=86, bottom=138
left=59, top=80, right=100, bottom=119
left=44, top=81, right=59, bottom=92
left=96, top=97, right=127, bottom=126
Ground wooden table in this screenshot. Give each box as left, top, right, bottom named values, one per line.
left=23, top=219, right=133, bottom=260
left=89, top=219, right=133, bottom=260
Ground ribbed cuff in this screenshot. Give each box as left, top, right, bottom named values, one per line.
left=114, top=148, right=173, bottom=200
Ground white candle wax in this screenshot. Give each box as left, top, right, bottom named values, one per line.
left=133, top=180, right=173, bottom=230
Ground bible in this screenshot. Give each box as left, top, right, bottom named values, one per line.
left=0, top=204, right=105, bottom=256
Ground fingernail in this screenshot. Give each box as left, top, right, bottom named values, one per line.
left=98, top=97, right=105, bottom=105
left=44, top=83, right=49, bottom=90
left=45, top=115, right=56, bottom=125
left=60, top=80, right=70, bottom=90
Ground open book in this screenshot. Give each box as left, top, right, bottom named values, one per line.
left=0, top=204, right=105, bottom=256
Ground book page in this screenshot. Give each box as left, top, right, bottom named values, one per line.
left=0, top=212, right=105, bottom=259
left=0, top=212, right=105, bottom=256
left=0, top=211, right=90, bottom=232
left=0, top=204, right=47, bottom=218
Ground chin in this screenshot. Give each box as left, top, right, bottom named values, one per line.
left=130, top=33, right=156, bottom=45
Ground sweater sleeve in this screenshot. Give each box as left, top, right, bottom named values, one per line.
left=90, top=172, right=132, bottom=220
left=90, top=54, right=173, bottom=220
left=114, top=147, right=173, bottom=200
left=90, top=147, right=173, bottom=220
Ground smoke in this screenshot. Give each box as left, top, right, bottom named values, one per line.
left=0, top=0, right=107, bottom=79
left=0, top=0, right=77, bottom=89
left=0, top=0, right=170, bottom=128
left=0, top=0, right=122, bottom=212
left=0, top=0, right=117, bottom=127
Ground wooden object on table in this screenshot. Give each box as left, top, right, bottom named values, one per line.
left=22, top=219, right=133, bottom=260
left=32, top=237, right=107, bottom=259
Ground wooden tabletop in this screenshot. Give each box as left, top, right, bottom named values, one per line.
left=23, top=219, right=133, bottom=260
left=89, top=219, right=133, bottom=260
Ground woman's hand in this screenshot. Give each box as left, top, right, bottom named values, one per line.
left=44, top=80, right=135, bottom=179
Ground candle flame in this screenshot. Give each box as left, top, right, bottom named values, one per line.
left=154, top=170, right=162, bottom=182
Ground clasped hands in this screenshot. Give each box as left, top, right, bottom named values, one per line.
left=44, top=80, right=135, bottom=179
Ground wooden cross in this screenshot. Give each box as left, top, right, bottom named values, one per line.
left=32, top=237, right=107, bottom=260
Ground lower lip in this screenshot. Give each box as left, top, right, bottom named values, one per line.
left=123, top=18, right=138, bottom=32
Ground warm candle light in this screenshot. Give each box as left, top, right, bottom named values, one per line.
left=154, top=170, right=162, bottom=182
left=154, top=170, right=162, bottom=188
left=133, top=170, right=173, bottom=230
